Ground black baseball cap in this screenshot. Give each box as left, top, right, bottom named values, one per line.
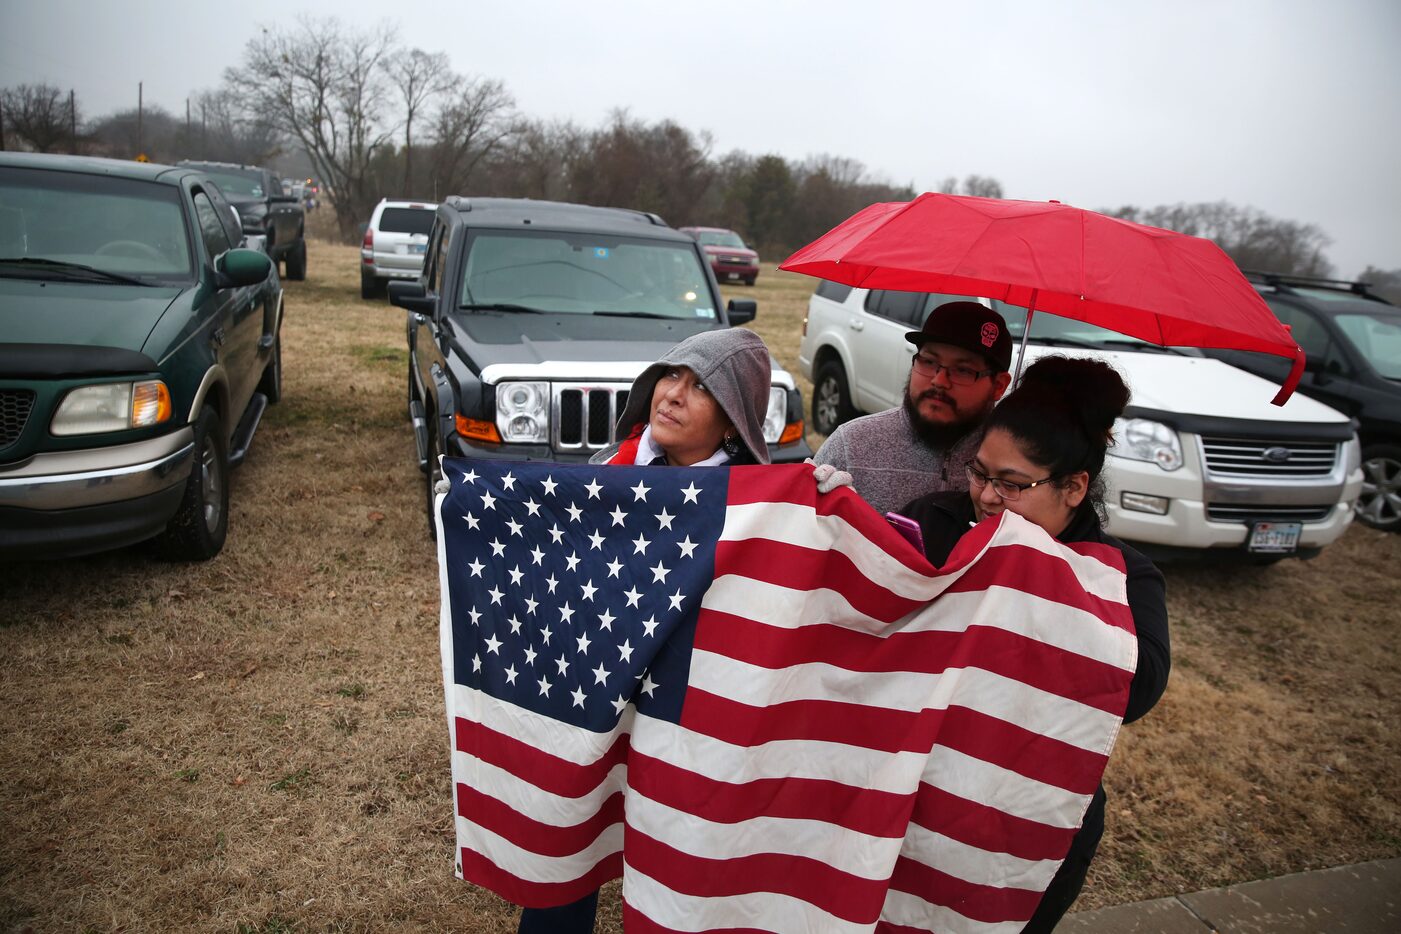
left=905, top=301, right=1013, bottom=373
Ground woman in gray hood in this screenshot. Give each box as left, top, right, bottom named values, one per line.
left=519, top=328, right=772, bottom=934
left=590, top=327, right=773, bottom=467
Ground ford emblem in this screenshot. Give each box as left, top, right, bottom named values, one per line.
left=1263, top=446, right=1292, bottom=463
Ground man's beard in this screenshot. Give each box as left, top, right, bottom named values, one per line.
left=902, top=378, right=992, bottom=450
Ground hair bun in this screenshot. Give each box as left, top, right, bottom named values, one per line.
left=1018, top=356, right=1130, bottom=437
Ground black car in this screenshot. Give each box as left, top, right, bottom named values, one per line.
left=1206, top=272, right=1401, bottom=531
left=386, top=197, right=812, bottom=535
left=178, top=161, right=307, bottom=280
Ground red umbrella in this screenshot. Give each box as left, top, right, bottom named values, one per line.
left=779, top=192, right=1305, bottom=404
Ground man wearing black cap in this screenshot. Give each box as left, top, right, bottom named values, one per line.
left=812, top=301, right=1013, bottom=517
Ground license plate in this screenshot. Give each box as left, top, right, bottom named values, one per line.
left=410, top=244, right=427, bottom=254
left=726, top=272, right=741, bottom=280
left=1247, top=521, right=1301, bottom=553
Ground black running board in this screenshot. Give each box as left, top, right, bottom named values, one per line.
left=228, top=392, right=269, bottom=467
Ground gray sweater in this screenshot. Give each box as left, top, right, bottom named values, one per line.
left=812, top=407, right=981, bottom=517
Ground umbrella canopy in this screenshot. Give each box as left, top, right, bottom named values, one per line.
left=780, top=192, right=1305, bottom=404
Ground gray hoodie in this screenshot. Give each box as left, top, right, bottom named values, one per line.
left=592, top=328, right=773, bottom=465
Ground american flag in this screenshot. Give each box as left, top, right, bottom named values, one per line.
left=437, top=458, right=1137, bottom=933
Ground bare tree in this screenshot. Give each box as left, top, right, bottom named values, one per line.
left=485, top=117, right=582, bottom=202
left=426, top=76, right=515, bottom=199
left=389, top=49, right=453, bottom=195
left=1359, top=266, right=1401, bottom=304
left=189, top=87, right=282, bottom=165
left=87, top=106, right=180, bottom=162
left=1, top=83, right=77, bottom=153
left=568, top=111, right=716, bottom=224
left=229, top=18, right=398, bottom=240
left=937, top=174, right=1004, bottom=198
left=1108, top=201, right=1335, bottom=277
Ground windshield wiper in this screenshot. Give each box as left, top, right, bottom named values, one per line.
left=1018, top=334, right=1102, bottom=350
left=459, top=302, right=550, bottom=314
left=0, top=257, right=149, bottom=286
left=1098, top=339, right=1190, bottom=355
left=591, top=310, right=677, bottom=320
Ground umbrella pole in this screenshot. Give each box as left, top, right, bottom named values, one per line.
left=1011, top=289, right=1039, bottom=388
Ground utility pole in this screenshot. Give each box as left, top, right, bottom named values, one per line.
left=137, top=82, right=144, bottom=156
left=0, top=96, right=6, bottom=152
left=70, top=89, right=77, bottom=153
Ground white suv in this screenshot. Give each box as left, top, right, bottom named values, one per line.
left=361, top=199, right=437, bottom=299
left=799, top=282, right=1364, bottom=562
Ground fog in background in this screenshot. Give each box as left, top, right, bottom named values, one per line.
left=2, top=0, right=1397, bottom=276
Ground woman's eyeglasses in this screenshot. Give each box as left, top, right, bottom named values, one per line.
left=965, top=464, right=1060, bottom=501
left=911, top=354, right=993, bottom=386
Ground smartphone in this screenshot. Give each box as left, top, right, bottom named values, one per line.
left=885, top=512, right=925, bottom=553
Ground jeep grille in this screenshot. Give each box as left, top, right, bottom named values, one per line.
left=1199, top=436, right=1339, bottom=478
left=551, top=383, right=632, bottom=453
left=0, top=389, right=35, bottom=450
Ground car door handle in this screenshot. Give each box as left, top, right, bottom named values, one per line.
left=210, top=327, right=226, bottom=347
left=849, top=320, right=865, bottom=331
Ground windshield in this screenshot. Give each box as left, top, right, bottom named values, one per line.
left=0, top=166, right=194, bottom=283
left=198, top=169, right=264, bottom=199
left=459, top=229, right=717, bottom=319
left=695, top=230, right=747, bottom=249
left=1334, top=312, right=1401, bottom=379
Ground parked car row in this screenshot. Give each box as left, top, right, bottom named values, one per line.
left=1, top=152, right=285, bottom=562
left=798, top=278, right=1382, bottom=562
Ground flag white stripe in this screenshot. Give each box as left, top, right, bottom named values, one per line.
left=450, top=683, right=629, bottom=766
left=630, top=712, right=930, bottom=795
left=922, top=746, right=1092, bottom=828
left=452, top=749, right=627, bottom=828
left=899, top=823, right=1064, bottom=894
left=881, top=886, right=1026, bottom=934
left=625, top=785, right=905, bottom=881
left=702, top=575, right=1136, bottom=669
left=454, top=813, right=623, bottom=884
left=691, top=650, right=1124, bottom=753
left=623, top=863, right=874, bottom=934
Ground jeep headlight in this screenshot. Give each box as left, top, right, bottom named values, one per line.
left=496, top=381, right=549, bottom=443
left=51, top=380, right=172, bottom=435
left=762, top=388, right=786, bottom=444
left=1109, top=417, right=1183, bottom=471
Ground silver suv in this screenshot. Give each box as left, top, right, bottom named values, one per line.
left=361, top=199, right=437, bottom=299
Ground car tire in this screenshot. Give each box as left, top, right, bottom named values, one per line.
left=424, top=414, right=443, bottom=541
left=361, top=270, right=382, bottom=300
left=257, top=328, right=283, bottom=404
left=285, top=237, right=307, bottom=281
left=1357, top=442, right=1401, bottom=532
left=744, top=276, right=757, bottom=286
left=154, top=406, right=229, bottom=561
left=812, top=359, right=856, bottom=436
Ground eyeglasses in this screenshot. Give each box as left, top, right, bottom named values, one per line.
left=966, top=463, right=1060, bottom=501
left=911, top=354, right=994, bottom=386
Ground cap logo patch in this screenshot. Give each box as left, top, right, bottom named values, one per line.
left=980, top=322, right=999, bottom=347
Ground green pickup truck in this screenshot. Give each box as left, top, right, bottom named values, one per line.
left=0, top=153, right=285, bottom=561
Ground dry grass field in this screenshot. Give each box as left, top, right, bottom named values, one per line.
left=2, top=240, right=1398, bottom=933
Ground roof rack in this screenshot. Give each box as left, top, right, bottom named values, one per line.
left=1242, top=269, right=1377, bottom=299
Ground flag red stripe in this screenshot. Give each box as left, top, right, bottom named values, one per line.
left=714, top=538, right=929, bottom=621
left=459, top=845, right=621, bottom=908
left=694, top=610, right=1135, bottom=715
left=889, top=852, right=1045, bottom=923
left=624, top=826, right=888, bottom=924
left=454, top=715, right=627, bottom=798
left=629, top=750, right=912, bottom=839
left=681, top=688, right=1113, bottom=790
left=456, top=782, right=623, bottom=857
left=910, top=784, right=1076, bottom=862
left=946, top=543, right=1135, bottom=632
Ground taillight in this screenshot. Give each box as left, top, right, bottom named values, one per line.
left=362, top=228, right=373, bottom=263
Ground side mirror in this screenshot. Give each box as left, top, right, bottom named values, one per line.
left=215, top=248, right=272, bottom=288
left=727, top=298, right=757, bottom=325
left=389, top=280, right=438, bottom=315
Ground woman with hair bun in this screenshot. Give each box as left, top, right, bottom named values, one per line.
left=899, top=355, right=1171, bottom=933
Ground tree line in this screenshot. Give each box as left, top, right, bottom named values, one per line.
left=1, top=17, right=1390, bottom=283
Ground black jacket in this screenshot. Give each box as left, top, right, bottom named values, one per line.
left=899, top=491, right=1171, bottom=857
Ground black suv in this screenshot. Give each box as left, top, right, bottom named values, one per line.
left=1206, top=272, right=1401, bottom=531
left=387, top=197, right=812, bottom=532
left=178, top=161, right=307, bottom=280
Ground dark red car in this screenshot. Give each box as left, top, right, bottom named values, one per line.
left=680, top=226, right=760, bottom=285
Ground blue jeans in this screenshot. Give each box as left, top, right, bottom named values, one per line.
left=517, top=891, right=599, bottom=934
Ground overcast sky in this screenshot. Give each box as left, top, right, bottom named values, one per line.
left=2, top=0, right=1397, bottom=276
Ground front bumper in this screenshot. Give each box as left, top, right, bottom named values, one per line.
left=0, top=430, right=194, bottom=559
left=448, top=434, right=814, bottom=465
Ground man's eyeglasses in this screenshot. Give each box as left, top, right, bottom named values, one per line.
left=911, top=354, right=994, bottom=386
left=966, top=464, right=1060, bottom=501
